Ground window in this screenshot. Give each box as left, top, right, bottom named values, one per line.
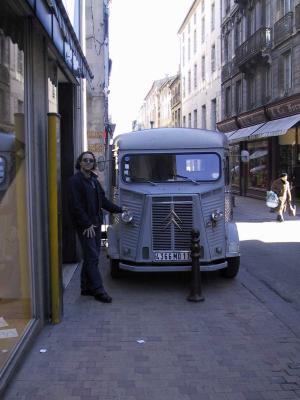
left=224, top=33, right=229, bottom=63
left=211, top=99, right=217, bottom=130
left=193, top=29, right=197, bottom=53
left=248, top=76, right=256, bottom=108
left=265, top=65, right=272, bottom=99
left=183, top=77, right=186, bottom=98
left=211, top=3, right=215, bottom=31
left=201, top=55, right=205, bottom=80
left=211, top=45, right=216, bottom=73
left=183, top=115, right=186, bottom=127
left=188, top=112, right=192, bottom=128
left=235, top=80, right=242, bottom=113
left=230, top=144, right=240, bottom=186
left=225, top=86, right=231, bottom=116
left=182, top=46, right=185, bottom=67
left=194, top=109, right=198, bottom=128
left=201, top=105, right=206, bottom=129
left=201, top=0, right=205, bottom=13
left=283, top=51, right=292, bottom=91
left=281, top=0, right=291, bottom=15
left=0, top=3, right=32, bottom=373
left=265, top=0, right=271, bottom=27
left=235, top=20, right=242, bottom=49
left=201, top=17, right=205, bottom=43
left=194, top=12, right=197, bottom=24
left=121, top=153, right=221, bottom=183
left=188, top=23, right=190, bottom=34
left=194, top=63, right=198, bottom=89
left=248, top=141, right=269, bottom=190
left=188, top=38, right=191, bottom=60
left=188, top=70, right=191, bottom=94
left=225, top=0, right=230, bottom=13
left=248, top=8, right=256, bottom=37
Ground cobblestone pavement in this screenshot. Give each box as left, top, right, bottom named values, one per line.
left=4, top=197, right=300, bottom=400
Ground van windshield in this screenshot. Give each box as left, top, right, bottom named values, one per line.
left=121, top=153, right=221, bottom=183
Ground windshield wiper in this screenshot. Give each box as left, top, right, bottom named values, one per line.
left=173, top=174, right=199, bottom=185
left=131, top=177, right=158, bottom=186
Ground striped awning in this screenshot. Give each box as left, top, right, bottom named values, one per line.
left=228, top=123, right=265, bottom=143
left=250, top=114, right=300, bottom=139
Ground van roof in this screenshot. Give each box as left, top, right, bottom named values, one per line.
left=114, top=128, right=228, bottom=151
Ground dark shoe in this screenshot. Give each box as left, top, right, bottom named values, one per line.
left=94, top=291, right=112, bottom=303
left=81, top=289, right=94, bottom=296
left=276, top=215, right=284, bottom=222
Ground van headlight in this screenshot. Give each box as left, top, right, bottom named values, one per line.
left=211, top=210, right=224, bottom=222
left=121, top=209, right=134, bottom=223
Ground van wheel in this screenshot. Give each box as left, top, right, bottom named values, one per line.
left=222, top=257, right=240, bottom=278
left=110, top=259, right=121, bottom=278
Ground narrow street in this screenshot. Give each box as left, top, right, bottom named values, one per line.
left=4, top=197, right=300, bottom=400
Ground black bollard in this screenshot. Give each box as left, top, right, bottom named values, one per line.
left=187, top=229, right=205, bottom=302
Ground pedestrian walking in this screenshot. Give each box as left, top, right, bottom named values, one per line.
left=68, top=151, right=123, bottom=303
left=271, top=172, right=292, bottom=222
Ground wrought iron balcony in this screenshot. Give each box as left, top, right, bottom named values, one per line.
left=235, top=27, right=272, bottom=68
left=221, top=59, right=239, bottom=82
left=274, top=12, right=293, bottom=46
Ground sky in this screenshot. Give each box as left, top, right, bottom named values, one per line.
left=109, top=0, right=193, bottom=136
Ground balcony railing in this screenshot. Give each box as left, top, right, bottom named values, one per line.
left=235, top=27, right=272, bottom=67
left=274, top=12, right=293, bottom=45
left=221, top=59, right=239, bottom=82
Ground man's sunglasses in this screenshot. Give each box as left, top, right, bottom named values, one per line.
left=82, top=158, right=94, bottom=163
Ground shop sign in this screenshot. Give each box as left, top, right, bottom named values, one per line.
left=267, top=95, right=300, bottom=119
left=237, top=107, right=267, bottom=128
left=216, top=117, right=239, bottom=133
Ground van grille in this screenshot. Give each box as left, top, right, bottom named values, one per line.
left=152, top=198, right=193, bottom=251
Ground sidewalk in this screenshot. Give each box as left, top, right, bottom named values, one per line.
left=4, top=197, right=300, bottom=400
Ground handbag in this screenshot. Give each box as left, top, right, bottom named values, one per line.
left=288, top=203, right=296, bottom=217
left=266, top=191, right=279, bottom=208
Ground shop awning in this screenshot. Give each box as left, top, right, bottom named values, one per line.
left=224, top=130, right=236, bottom=138
left=250, top=114, right=300, bottom=139
left=228, top=123, right=265, bottom=144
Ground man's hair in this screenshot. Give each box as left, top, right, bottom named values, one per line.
left=280, top=172, right=288, bottom=178
left=75, top=151, right=96, bottom=170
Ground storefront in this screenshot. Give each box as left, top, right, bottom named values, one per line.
left=227, top=114, right=300, bottom=199
left=0, top=0, right=92, bottom=393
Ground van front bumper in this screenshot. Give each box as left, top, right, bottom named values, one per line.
left=119, top=260, right=228, bottom=272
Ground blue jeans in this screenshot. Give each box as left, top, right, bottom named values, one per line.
left=77, top=226, right=104, bottom=293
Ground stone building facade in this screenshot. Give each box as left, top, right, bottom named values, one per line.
left=218, top=0, right=300, bottom=199
left=178, top=0, right=222, bottom=130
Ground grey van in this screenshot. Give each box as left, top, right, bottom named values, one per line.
left=107, top=128, right=240, bottom=278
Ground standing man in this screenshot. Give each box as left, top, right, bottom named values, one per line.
left=271, top=172, right=292, bottom=222
left=68, top=151, right=123, bottom=303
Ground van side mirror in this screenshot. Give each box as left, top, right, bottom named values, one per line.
left=241, top=150, right=249, bottom=163
left=97, top=155, right=105, bottom=172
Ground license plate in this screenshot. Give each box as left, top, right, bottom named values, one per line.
left=154, top=251, right=190, bottom=261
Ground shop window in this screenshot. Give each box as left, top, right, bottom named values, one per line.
left=230, top=144, right=240, bottom=187
left=247, top=141, right=269, bottom=190
left=0, top=2, right=32, bottom=371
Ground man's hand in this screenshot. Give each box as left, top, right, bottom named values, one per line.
left=83, top=225, right=97, bottom=238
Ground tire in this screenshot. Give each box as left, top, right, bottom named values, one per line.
left=110, top=258, right=121, bottom=279
left=222, top=256, right=240, bottom=279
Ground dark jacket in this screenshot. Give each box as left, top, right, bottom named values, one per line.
left=68, top=171, right=122, bottom=229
